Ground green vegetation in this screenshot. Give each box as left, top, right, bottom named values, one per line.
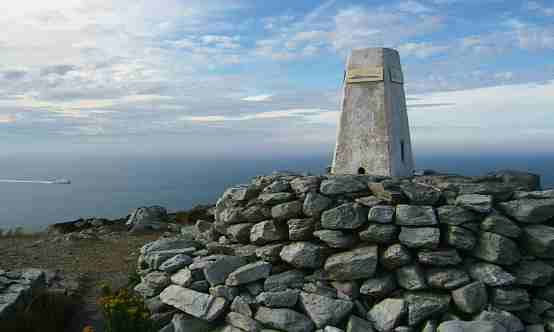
left=98, top=285, right=154, bottom=332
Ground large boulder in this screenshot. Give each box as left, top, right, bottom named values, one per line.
left=320, top=176, right=369, bottom=195
left=127, top=206, right=168, bottom=232
left=226, top=261, right=272, bottom=286
left=323, top=246, right=378, bottom=280
left=254, top=306, right=315, bottom=332
left=399, top=227, right=440, bottom=249
left=396, top=205, right=438, bottom=226
left=437, top=321, right=506, bottom=332
left=521, top=225, right=554, bottom=258
left=471, top=232, right=520, bottom=265
left=499, top=199, right=554, bottom=223
left=159, top=285, right=227, bottom=321
left=280, top=242, right=326, bottom=269
left=250, top=220, right=288, bottom=245
left=405, top=292, right=451, bottom=326
left=455, top=194, right=493, bottom=214
left=298, top=292, right=353, bottom=328
left=451, top=281, right=487, bottom=314
left=203, top=255, right=248, bottom=286
left=368, top=298, right=407, bottom=332
left=303, top=193, right=333, bottom=217
left=467, top=262, right=515, bottom=287
left=321, top=203, right=368, bottom=230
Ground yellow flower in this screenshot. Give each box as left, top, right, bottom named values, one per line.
left=82, top=326, right=95, bottom=332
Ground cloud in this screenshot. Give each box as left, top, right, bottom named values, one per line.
left=398, top=42, right=449, bottom=58
left=0, top=69, right=27, bottom=80
left=242, top=94, right=273, bottom=102
left=397, top=1, right=433, bottom=14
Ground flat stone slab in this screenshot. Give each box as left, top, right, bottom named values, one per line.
left=159, top=285, right=227, bottom=321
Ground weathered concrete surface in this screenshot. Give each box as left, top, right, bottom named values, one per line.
left=332, top=48, right=414, bottom=177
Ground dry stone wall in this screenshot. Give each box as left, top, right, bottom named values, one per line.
left=135, top=170, right=554, bottom=332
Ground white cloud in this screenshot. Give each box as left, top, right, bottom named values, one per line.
left=398, top=42, right=449, bottom=58
left=242, top=94, right=273, bottom=102
left=398, top=1, right=433, bottom=14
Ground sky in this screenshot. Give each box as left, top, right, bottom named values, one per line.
left=1, top=0, right=554, bottom=158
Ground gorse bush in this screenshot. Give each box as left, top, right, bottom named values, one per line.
left=98, top=285, right=154, bottom=332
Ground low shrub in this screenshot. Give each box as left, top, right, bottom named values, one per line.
left=98, top=286, right=154, bottom=332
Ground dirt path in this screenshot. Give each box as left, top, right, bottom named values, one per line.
left=0, top=229, right=164, bottom=332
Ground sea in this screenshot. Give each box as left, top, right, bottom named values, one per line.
left=1, top=151, right=553, bottom=232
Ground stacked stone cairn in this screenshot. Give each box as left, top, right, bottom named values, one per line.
left=135, top=170, right=554, bottom=332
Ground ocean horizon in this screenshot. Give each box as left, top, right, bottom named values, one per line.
left=1, top=151, right=553, bottom=232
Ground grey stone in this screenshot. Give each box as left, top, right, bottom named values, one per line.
left=291, top=176, right=321, bottom=195
left=324, top=327, right=344, bottom=332
left=425, top=268, right=470, bottom=290
left=369, top=181, right=404, bottom=204
left=490, top=287, right=530, bottom=311
left=141, top=237, right=200, bottom=255
left=223, top=185, right=259, bottom=202
left=481, top=213, right=521, bottom=238
left=159, top=285, right=227, bottom=321
left=143, top=249, right=195, bottom=270
left=471, top=232, right=520, bottom=265
left=394, top=327, right=413, bottom=332
left=172, top=313, right=217, bottom=332
left=451, top=281, right=487, bottom=314
left=231, top=296, right=253, bottom=317
left=218, top=207, right=244, bottom=224
left=142, top=271, right=171, bottom=291
left=499, top=198, right=554, bottom=223
left=288, top=218, right=315, bottom=241
left=468, top=262, right=515, bottom=287
left=226, top=312, right=262, bottom=332
left=405, top=292, right=451, bottom=326
left=243, top=205, right=272, bottom=223
left=303, top=281, right=338, bottom=298
left=189, top=280, right=210, bottom=292
left=346, top=315, right=375, bottom=332
left=255, top=244, right=285, bottom=263
left=437, top=321, right=506, bottom=332
left=399, top=227, right=440, bottom=249
left=401, top=182, right=442, bottom=205
left=422, top=320, right=438, bottom=332
left=508, top=260, right=554, bottom=287
left=256, top=290, right=299, bottom=308
left=324, top=246, right=378, bottom=280
left=254, top=306, right=315, bottom=332
left=525, top=325, right=544, bottom=332
left=264, top=180, right=292, bottom=193
left=250, top=220, right=288, bottom=245
left=303, top=193, right=333, bottom=217
left=381, top=244, right=412, bottom=270
left=397, top=265, right=427, bottom=291
left=360, top=275, right=397, bottom=298
left=368, top=206, right=395, bottom=224
left=159, top=255, right=193, bottom=273
left=475, top=309, right=524, bottom=332
left=321, top=203, right=368, bottom=230
left=210, top=285, right=239, bottom=302
left=271, top=201, right=303, bottom=220
left=355, top=196, right=385, bottom=208
left=314, top=230, right=356, bottom=248
left=456, top=194, right=493, bottom=213
left=320, top=177, right=369, bottom=195
left=171, top=268, right=193, bottom=287
left=437, top=205, right=479, bottom=225
left=396, top=205, right=438, bottom=226
left=234, top=245, right=259, bottom=259
left=521, top=225, right=554, bottom=258
left=245, top=282, right=264, bottom=296
left=127, top=206, right=168, bottom=232
left=264, top=270, right=305, bottom=292
left=258, top=193, right=295, bottom=206
left=418, top=250, right=461, bottom=266
left=298, top=291, right=353, bottom=328
left=280, top=242, right=326, bottom=269
left=360, top=224, right=399, bottom=244
left=368, top=298, right=407, bottom=332
left=203, top=255, right=248, bottom=286
left=227, top=223, right=255, bottom=244
left=226, top=261, right=272, bottom=286
left=444, top=226, right=477, bottom=251
left=513, top=189, right=554, bottom=199
left=194, top=220, right=219, bottom=243
left=331, top=280, right=360, bottom=300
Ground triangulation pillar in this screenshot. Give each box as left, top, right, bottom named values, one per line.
left=332, top=48, right=415, bottom=177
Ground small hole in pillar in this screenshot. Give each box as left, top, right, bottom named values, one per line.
left=357, top=167, right=366, bottom=175
left=401, top=140, right=405, bottom=164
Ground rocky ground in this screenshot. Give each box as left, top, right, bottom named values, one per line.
left=0, top=221, right=176, bottom=331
